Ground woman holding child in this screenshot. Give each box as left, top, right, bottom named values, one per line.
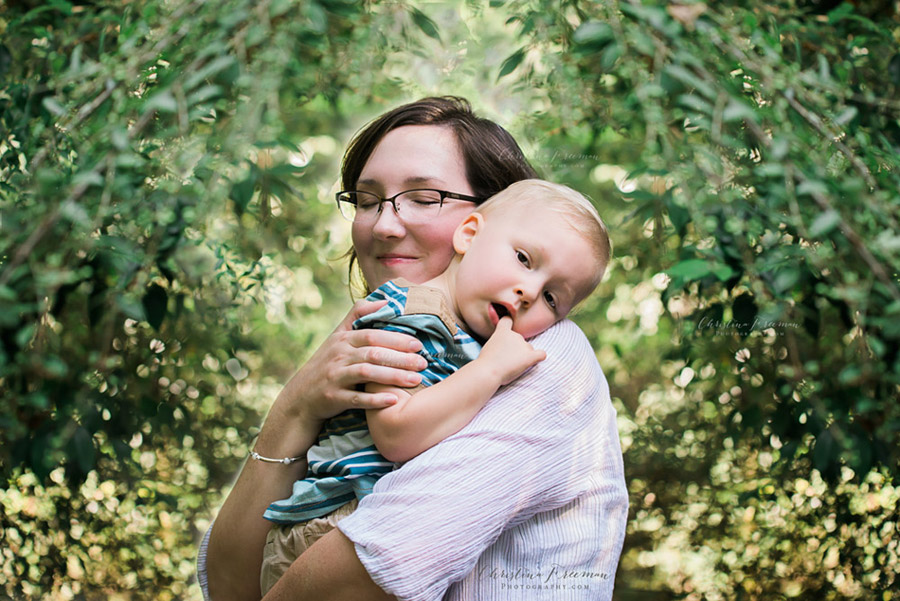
left=201, top=97, right=628, bottom=601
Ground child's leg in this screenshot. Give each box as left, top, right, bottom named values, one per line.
left=259, top=499, right=359, bottom=596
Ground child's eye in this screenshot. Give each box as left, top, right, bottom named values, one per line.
left=516, top=250, right=530, bottom=266
left=543, top=290, right=557, bottom=309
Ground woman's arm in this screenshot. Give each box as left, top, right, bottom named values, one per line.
left=261, top=529, right=395, bottom=601
left=205, top=300, right=428, bottom=601
left=366, top=317, right=545, bottom=462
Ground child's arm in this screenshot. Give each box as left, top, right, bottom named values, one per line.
left=365, top=317, right=546, bottom=463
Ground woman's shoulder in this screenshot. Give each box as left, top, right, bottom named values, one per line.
left=529, top=319, right=594, bottom=357
left=521, top=319, right=607, bottom=392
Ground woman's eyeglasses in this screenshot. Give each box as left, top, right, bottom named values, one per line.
left=336, top=189, right=482, bottom=224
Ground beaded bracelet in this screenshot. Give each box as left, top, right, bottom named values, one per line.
left=249, top=450, right=304, bottom=465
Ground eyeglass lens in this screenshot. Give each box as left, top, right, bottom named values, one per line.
left=340, top=190, right=445, bottom=223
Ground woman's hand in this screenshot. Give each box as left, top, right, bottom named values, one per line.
left=272, top=299, right=428, bottom=422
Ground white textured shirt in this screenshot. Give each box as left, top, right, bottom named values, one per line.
left=337, top=319, right=628, bottom=601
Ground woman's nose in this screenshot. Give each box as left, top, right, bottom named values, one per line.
left=371, top=203, right=405, bottom=239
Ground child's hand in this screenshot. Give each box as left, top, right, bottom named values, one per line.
left=478, top=317, right=547, bottom=386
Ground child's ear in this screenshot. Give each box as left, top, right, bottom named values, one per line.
left=453, top=212, right=483, bottom=254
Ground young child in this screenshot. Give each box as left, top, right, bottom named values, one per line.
left=258, top=179, right=611, bottom=594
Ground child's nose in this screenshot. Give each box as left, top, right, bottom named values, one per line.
left=514, top=283, right=540, bottom=305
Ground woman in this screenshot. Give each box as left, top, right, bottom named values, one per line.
left=202, top=97, right=627, bottom=601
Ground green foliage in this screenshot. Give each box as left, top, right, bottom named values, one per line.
left=2, top=0, right=899, bottom=599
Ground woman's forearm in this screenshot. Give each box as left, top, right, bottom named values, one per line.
left=206, top=396, right=323, bottom=601
left=261, top=529, right=394, bottom=601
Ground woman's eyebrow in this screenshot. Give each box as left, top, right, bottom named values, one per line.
left=356, top=176, right=447, bottom=188
left=403, top=176, right=447, bottom=186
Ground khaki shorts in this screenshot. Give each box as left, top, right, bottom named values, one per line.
left=259, top=499, right=359, bottom=595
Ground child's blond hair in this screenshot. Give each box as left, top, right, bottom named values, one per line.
left=475, top=179, right=611, bottom=291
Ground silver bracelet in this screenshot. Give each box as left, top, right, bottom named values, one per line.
left=249, top=450, right=304, bottom=465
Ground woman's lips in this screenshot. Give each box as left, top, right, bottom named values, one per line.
left=378, top=255, right=417, bottom=266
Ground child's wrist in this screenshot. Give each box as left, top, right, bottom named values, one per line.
left=469, top=356, right=506, bottom=392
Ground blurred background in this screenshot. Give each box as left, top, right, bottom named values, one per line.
left=1, top=0, right=898, bottom=599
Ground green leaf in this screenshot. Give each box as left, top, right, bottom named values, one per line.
left=410, top=8, right=441, bottom=41
left=144, top=90, right=178, bottom=114
left=796, top=179, right=828, bottom=197
left=667, top=202, right=690, bottom=236
left=573, top=21, right=614, bottom=47
left=267, top=163, right=306, bottom=177
left=667, top=259, right=712, bottom=281
left=111, top=128, right=130, bottom=151
left=772, top=268, right=800, bottom=294
left=826, top=2, right=855, bottom=23
left=186, top=84, right=223, bottom=106
left=498, top=47, right=526, bottom=80
left=183, top=55, right=237, bottom=92
left=834, top=106, right=857, bottom=126
left=230, top=175, right=257, bottom=214
left=599, top=42, right=622, bottom=71
left=712, top=264, right=736, bottom=282
left=665, top=64, right=716, bottom=100
left=722, top=99, right=757, bottom=123
left=677, top=93, right=713, bottom=114
left=42, top=97, right=66, bottom=116
left=808, top=210, right=841, bottom=238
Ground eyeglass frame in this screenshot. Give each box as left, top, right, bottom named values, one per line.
left=335, top=188, right=483, bottom=222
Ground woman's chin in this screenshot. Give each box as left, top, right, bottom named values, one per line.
left=377, top=264, right=431, bottom=286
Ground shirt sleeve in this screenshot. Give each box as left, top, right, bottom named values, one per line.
left=338, top=320, right=617, bottom=601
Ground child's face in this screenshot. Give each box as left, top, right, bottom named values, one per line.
left=450, top=207, right=598, bottom=341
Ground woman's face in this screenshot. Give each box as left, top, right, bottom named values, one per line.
left=352, top=125, right=477, bottom=289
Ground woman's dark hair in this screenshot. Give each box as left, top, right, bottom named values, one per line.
left=341, top=96, right=537, bottom=200
left=342, top=96, right=537, bottom=293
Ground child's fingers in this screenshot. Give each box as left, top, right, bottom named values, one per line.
left=522, top=348, right=546, bottom=369
left=496, top=315, right=514, bottom=331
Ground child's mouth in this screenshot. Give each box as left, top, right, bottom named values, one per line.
left=491, top=303, right=510, bottom=320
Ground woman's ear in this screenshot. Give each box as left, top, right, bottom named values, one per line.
left=453, top=212, right=483, bottom=254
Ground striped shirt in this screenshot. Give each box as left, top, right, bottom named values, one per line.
left=262, top=280, right=481, bottom=524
